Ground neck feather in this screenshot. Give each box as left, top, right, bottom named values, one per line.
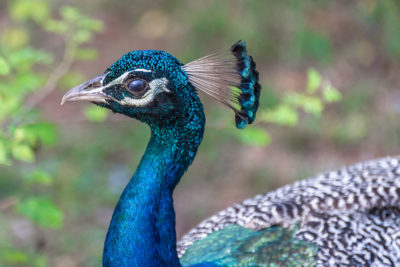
left=103, top=112, right=205, bottom=267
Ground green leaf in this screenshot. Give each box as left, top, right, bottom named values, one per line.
left=14, top=123, right=58, bottom=146
left=307, top=68, right=322, bottom=94
left=322, top=84, right=342, bottom=103
left=285, top=93, right=324, bottom=115
left=0, top=248, right=48, bottom=266
left=0, top=57, right=10, bottom=75
left=0, top=248, right=29, bottom=264
left=235, top=127, right=271, bottom=146
left=78, top=17, right=104, bottom=32
left=43, top=19, right=69, bottom=34
left=28, top=123, right=58, bottom=146
left=16, top=197, right=64, bottom=229
left=302, top=98, right=323, bottom=115
left=72, top=30, right=92, bottom=44
left=60, top=6, right=82, bottom=22
left=10, top=0, right=50, bottom=23
left=7, top=48, right=53, bottom=70
left=30, top=169, right=53, bottom=186
left=11, top=143, right=35, bottom=163
left=13, top=127, right=30, bottom=143
left=84, top=106, right=108, bottom=122
left=12, top=72, right=45, bottom=93
left=260, top=105, right=298, bottom=127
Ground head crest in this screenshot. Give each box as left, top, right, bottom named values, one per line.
left=183, top=41, right=261, bottom=129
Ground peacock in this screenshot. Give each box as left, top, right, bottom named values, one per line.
left=61, top=41, right=400, bottom=266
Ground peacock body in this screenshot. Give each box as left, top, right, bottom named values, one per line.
left=62, top=41, right=400, bottom=266
left=178, top=156, right=400, bottom=266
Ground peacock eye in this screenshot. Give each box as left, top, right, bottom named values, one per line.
left=127, top=79, right=148, bottom=96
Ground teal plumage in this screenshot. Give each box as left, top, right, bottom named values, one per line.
left=180, top=225, right=318, bottom=266
left=62, top=41, right=400, bottom=266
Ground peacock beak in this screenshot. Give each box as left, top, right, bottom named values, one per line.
left=61, top=73, right=109, bottom=105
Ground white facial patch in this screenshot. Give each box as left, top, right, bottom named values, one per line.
left=119, top=77, right=170, bottom=107
left=97, top=70, right=170, bottom=107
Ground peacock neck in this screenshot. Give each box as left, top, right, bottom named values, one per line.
left=103, top=112, right=205, bottom=267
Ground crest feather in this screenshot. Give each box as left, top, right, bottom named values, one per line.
left=183, top=41, right=261, bottom=129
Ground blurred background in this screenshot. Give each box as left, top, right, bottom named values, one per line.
left=1, top=0, right=400, bottom=266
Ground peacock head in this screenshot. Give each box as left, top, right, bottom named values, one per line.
left=62, top=41, right=261, bottom=130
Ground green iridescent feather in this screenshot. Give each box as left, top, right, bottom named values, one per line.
left=180, top=225, right=318, bottom=267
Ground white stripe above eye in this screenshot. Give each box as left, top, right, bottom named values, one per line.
left=134, top=69, right=152, bottom=73
left=107, top=69, right=153, bottom=87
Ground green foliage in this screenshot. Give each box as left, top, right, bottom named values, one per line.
left=16, top=197, right=64, bottom=229
left=322, top=84, right=342, bottom=103
left=234, top=126, right=271, bottom=146
left=260, top=105, right=298, bottom=127
left=13, top=123, right=58, bottom=146
left=0, top=1, right=103, bottom=266
left=0, top=248, right=47, bottom=267
left=285, top=93, right=323, bottom=115
left=0, top=0, right=102, bottom=154
left=0, top=248, right=29, bottom=265
left=11, top=143, right=35, bottom=163
left=307, top=68, right=322, bottom=94
left=238, top=68, right=341, bottom=146
left=10, top=0, right=50, bottom=23
left=26, top=169, right=54, bottom=186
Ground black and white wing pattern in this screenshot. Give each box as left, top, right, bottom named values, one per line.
left=178, top=156, right=400, bottom=266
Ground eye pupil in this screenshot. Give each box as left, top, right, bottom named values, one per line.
left=128, top=79, right=147, bottom=94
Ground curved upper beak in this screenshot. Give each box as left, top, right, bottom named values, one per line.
left=61, top=73, right=108, bottom=105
